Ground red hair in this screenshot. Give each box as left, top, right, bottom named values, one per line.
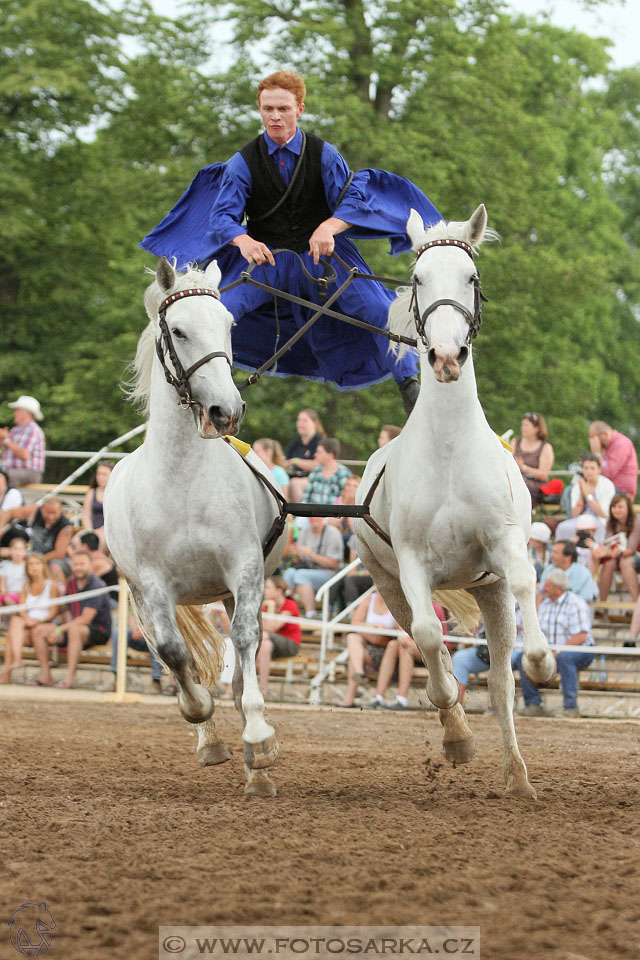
left=257, top=71, right=306, bottom=106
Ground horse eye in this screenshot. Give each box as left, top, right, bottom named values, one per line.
left=173, top=328, right=186, bottom=340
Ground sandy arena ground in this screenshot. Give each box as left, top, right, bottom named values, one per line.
left=1, top=694, right=639, bottom=960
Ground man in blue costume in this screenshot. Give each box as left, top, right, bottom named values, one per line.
left=141, top=70, right=443, bottom=413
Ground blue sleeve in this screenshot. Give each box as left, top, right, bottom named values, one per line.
left=208, top=153, right=253, bottom=249
left=320, top=141, right=442, bottom=255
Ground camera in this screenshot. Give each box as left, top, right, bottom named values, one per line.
left=576, top=530, right=591, bottom=546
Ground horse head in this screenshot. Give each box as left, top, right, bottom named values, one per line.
left=147, top=257, right=245, bottom=438
left=390, top=204, right=491, bottom=383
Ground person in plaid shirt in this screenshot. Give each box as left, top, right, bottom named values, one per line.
left=301, top=437, right=351, bottom=505
left=512, top=568, right=594, bottom=717
left=0, top=396, right=45, bottom=487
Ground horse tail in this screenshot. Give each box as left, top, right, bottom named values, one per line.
left=175, top=605, right=225, bottom=688
left=433, top=588, right=480, bottom=636
left=128, top=591, right=224, bottom=688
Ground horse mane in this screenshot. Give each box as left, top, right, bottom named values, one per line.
left=124, top=264, right=220, bottom=415
left=387, top=218, right=499, bottom=359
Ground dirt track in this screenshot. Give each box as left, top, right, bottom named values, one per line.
left=1, top=698, right=639, bottom=960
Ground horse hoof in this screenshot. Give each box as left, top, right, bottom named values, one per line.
left=426, top=676, right=460, bottom=711
left=505, top=779, right=537, bottom=800
left=522, top=652, right=556, bottom=687
left=443, top=736, right=476, bottom=765
left=244, top=773, right=277, bottom=798
left=178, top=686, right=214, bottom=724
left=243, top=734, right=280, bottom=770
left=197, top=741, right=231, bottom=766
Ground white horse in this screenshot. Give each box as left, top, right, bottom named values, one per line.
left=355, top=205, right=556, bottom=799
left=104, top=257, right=287, bottom=796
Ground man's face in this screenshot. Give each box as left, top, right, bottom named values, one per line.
left=41, top=501, right=62, bottom=526
left=258, top=87, right=304, bottom=145
left=71, top=552, right=92, bottom=581
left=309, top=516, right=325, bottom=536
left=551, top=543, right=570, bottom=569
left=544, top=579, right=564, bottom=602
left=13, top=407, right=31, bottom=427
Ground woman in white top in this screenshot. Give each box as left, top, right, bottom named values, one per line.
left=338, top=590, right=400, bottom=707
left=555, top=454, right=615, bottom=543
left=1, top=554, right=59, bottom=684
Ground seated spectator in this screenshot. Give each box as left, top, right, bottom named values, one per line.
left=528, top=521, right=552, bottom=582
left=0, top=468, right=24, bottom=515
left=252, top=438, right=290, bottom=498
left=590, top=494, right=640, bottom=602
left=283, top=515, right=343, bottom=618
left=284, top=408, right=324, bottom=501
left=574, top=514, right=599, bottom=567
left=513, top=569, right=594, bottom=717
left=367, top=604, right=448, bottom=710
left=555, top=454, right=614, bottom=543
left=337, top=590, right=399, bottom=707
left=77, top=531, right=119, bottom=603
left=33, top=549, right=112, bottom=688
left=1, top=555, right=59, bottom=684
left=0, top=395, right=46, bottom=487
left=0, top=536, right=28, bottom=608
left=588, top=421, right=638, bottom=499
left=30, top=499, right=74, bottom=582
left=328, top=474, right=360, bottom=550
left=302, top=438, right=351, bottom=505
left=334, top=532, right=374, bottom=610
left=98, top=614, right=163, bottom=693
left=81, top=461, right=114, bottom=553
left=256, top=576, right=302, bottom=696
left=511, top=412, right=554, bottom=508
left=539, top=540, right=598, bottom=603
left=378, top=424, right=402, bottom=447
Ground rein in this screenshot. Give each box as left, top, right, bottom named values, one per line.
left=156, top=288, right=232, bottom=407
left=409, top=238, right=488, bottom=349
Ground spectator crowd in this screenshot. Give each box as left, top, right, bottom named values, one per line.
left=1, top=394, right=639, bottom=715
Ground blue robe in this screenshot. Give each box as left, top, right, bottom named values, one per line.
left=140, top=134, right=442, bottom=389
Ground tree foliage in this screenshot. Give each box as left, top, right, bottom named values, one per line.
left=2, top=0, right=639, bottom=474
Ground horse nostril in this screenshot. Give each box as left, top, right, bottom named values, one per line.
left=428, top=348, right=437, bottom=368
left=458, top=346, right=469, bottom=366
left=208, top=405, right=228, bottom=425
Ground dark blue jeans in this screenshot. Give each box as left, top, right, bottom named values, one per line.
left=512, top=649, right=594, bottom=709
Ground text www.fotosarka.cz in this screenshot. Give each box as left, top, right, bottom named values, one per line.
left=159, top=927, right=480, bottom=960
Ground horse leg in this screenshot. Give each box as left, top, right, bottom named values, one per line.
left=363, top=548, right=474, bottom=765
left=229, top=573, right=279, bottom=776
left=505, top=540, right=556, bottom=687
left=395, top=552, right=459, bottom=710
left=471, top=580, right=536, bottom=799
left=134, top=580, right=213, bottom=724
left=196, top=717, right=231, bottom=767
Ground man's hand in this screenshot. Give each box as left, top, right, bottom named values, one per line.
left=308, top=217, right=351, bottom=265
left=231, top=234, right=275, bottom=266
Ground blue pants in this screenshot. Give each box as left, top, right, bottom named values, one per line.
left=512, top=649, right=594, bottom=709
left=110, top=622, right=163, bottom=681
left=452, top=646, right=490, bottom=685
left=283, top=566, right=335, bottom=595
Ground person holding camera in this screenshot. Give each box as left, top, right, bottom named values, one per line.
left=589, top=494, right=640, bottom=602
left=555, top=454, right=615, bottom=544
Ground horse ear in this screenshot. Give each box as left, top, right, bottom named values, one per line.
left=204, top=259, right=222, bottom=290
left=467, top=204, right=488, bottom=245
left=406, top=208, right=426, bottom=249
left=156, top=256, right=176, bottom=291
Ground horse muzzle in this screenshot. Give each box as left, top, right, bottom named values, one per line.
left=196, top=401, right=246, bottom=438
left=428, top=344, right=469, bottom=383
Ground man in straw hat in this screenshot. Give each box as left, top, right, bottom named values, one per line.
left=0, top=395, right=46, bottom=487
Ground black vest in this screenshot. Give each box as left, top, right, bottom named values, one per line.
left=240, top=132, right=331, bottom=252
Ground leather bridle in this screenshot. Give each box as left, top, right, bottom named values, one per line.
left=409, top=238, right=487, bottom=349
left=156, top=288, right=232, bottom=407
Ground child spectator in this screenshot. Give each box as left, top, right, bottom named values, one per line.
left=0, top=537, right=28, bottom=607
left=252, top=438, right=290, bottom=498
left=284, top=408, right=324, bottom=501
left=256, top=576, right=302, bottom=696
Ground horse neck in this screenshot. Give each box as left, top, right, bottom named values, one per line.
left=413, top=350, right=483, bottom=436
left=144, top=362, right=200, bottom=459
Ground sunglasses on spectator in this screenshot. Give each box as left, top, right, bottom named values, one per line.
left=523, top=412, right=539, bottom=425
